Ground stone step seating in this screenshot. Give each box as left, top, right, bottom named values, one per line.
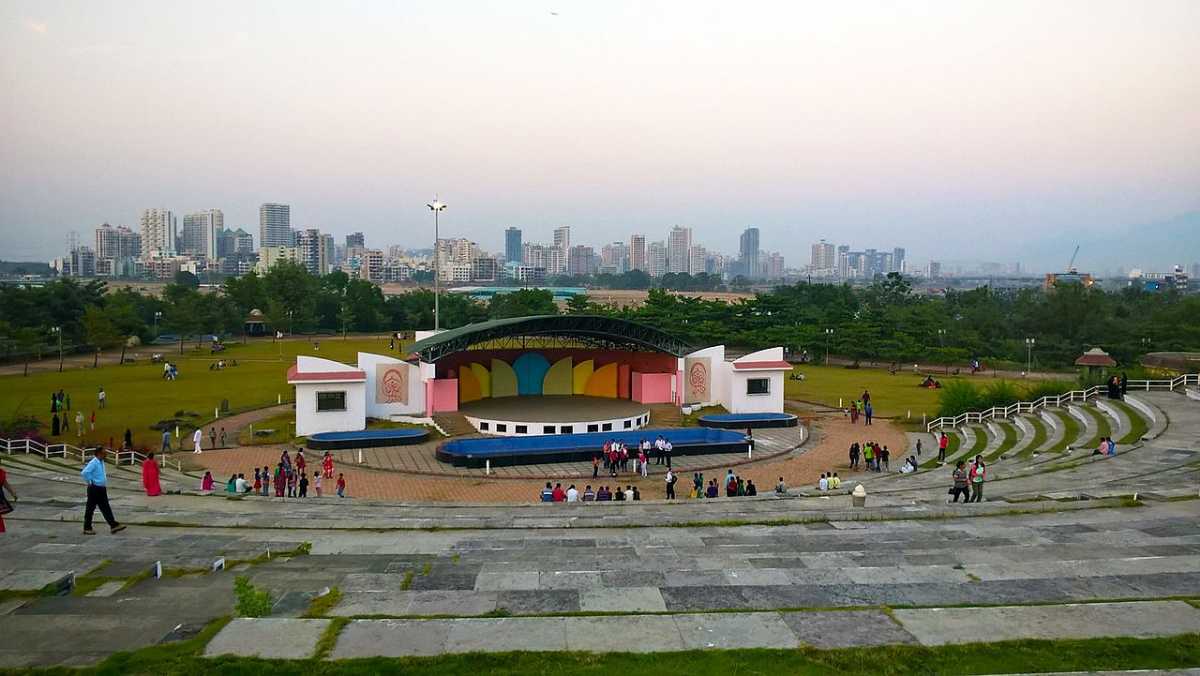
left=1127, top=393, right=1169, bottom=439
left=1094, top=398, right=1132, bottom=442
left=1, top=452, right=193, bottom=494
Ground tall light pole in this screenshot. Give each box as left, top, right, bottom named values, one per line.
left=153, top=311, right=162, bottom=338
left=1025, top=337, right=1036, bottom=376
left=51, top=326, right=63, bottom=372
left=824, top=328, right=834, bottom=366
left=427, top=198, right=447, bottom=331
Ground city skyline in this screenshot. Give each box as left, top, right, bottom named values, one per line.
left=2, top=1, right=1198, bottom=270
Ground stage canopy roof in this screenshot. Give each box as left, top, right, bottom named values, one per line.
left=408, top=314, right=697, bottom=362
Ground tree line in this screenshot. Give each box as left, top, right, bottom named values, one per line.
left=1, top=263, right=1197, bottom=371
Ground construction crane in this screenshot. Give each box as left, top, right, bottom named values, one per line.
left=1066, top=245, right=1080, bottom=273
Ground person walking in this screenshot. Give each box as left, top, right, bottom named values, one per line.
left=336, top=473, right=346, bottom=498
left=97, top=386, right=106, bottom=409
left=864, top=401, right=873, bottom=426
left=219, top=427, right=227, bottom=448
left=208, top=427, right=217, bottom=450
left=938, top=432, right=948, bottom=463
left=969, top=456, right=986, bottom=503
left=81, top=448, right=125, bottom=535
left=314, top=471, right=323, bottom=497
left=664, top=469, right=677, bottom=500
left=192, top=427, right=203, bottom=454
left=849, top=442, right=859, bottom=470
left=161, top=429, right=171, bottom=453
left=74, top=411, right=85, bottom=441
left=949, top=461, right=969, bottom=504
left=0, top=456, right=17, bottom=534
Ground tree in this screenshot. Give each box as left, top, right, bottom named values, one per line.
left=173, top=270, right=200, bottom=289
left=489, top=289, right=557, bottom=319
left=565, top=293, right=592, bottom=314
left=337, top=302, right=355, bottom=338
left=81, top=306, right=120, bottom=367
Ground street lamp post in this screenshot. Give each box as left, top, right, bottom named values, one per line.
left=427, top=198, right=447, bottom=332
left=153, top=311, right=162, bottom=339
left=51, top=326, right=63, bottom=372
left=1025, top=337, right=1036, bottom=376
left=824, top=328, right=834, bottom=366
left=938, top=328, right=947, bottom=374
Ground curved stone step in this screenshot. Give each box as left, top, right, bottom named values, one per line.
left=1066, top=404, right=1098, bottom=450
left=1094, top=399, right=1131, bottom=443
left=1008, top=416, right=1036, bottom=457
left=1125, top=393, right=1168, bottom=439
left=984, top=420, right=1018, bottom=461
left=1036, top=410, right=1066, bottom=453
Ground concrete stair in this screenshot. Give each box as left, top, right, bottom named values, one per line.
left=431, top=412, right=476, bottom=437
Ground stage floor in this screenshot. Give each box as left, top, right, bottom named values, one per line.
left=460, top=396, right=647, bottom=423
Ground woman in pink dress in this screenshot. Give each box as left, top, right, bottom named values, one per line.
left=201, top=471, right=214, bottom=492
left=142, top=452, right=163, bottom=496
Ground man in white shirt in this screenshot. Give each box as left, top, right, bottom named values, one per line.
left=566, top=484, right=579, bottom=502
left=192, top=428, right=203, bottom=454
left=235, top=474, right=248, bottom=493
left=818, top=474, right=829, bottom=491
left=663, top=440, right=673, bottom=468
left=654, top=436, right=666, bottom=465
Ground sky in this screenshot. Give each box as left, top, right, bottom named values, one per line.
left=2, top=0, right=1198, bottom=272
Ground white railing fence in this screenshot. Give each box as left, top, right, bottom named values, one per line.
left=926, top=374, right=1199, bottom=432
left=0, top=437, right=183, bottom=472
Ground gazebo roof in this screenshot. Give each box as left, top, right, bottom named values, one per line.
left=1075, top=347, right=1117, bottom=367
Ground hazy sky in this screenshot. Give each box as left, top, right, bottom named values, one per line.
left=2, top=0, right=1198, bottom=270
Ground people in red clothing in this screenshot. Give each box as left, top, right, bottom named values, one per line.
left=336, top=473, right=347, bottom=498
left=294, top=449, right=306, bottom=475
left=938, top=431, right=949, bottom=463
left=0, top=460, right=16, bottom=533
left=322, top=452, right=334, bottom=479
left=551, top=482, right=566, bottom=502
left=141, top=452, right=162, bottom=496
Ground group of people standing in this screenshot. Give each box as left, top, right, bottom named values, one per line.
left=199, top=449, right=344, bottom=498
left=48, top=388, right=102, bottom=440
left=848, top=440, right=889, bottom=471
left=848, top=389, right=874, bottom=425
left=1106, top=373, right=1128, bottom=400
left=594, top=437, right=671, bottom=479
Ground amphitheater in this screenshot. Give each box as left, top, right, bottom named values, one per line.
left=1, top=377, right=1199, bottom=671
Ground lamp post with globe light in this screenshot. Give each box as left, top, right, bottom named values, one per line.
left=427, top=198, right=447, bottom=331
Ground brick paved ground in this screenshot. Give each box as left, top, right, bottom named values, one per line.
left=188, top=415, right=907, bottom=503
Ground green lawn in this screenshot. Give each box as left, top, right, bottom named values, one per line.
left=1050, top=409, right=1082, bottom=452
left=0, top=336, right=405, bottom=450
left=784, top=365, right=1010, bottom=421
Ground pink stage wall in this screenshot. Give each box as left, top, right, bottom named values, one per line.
left=430, top=379, right=458, bottom=413
left=632, top=372, right=674, bottom=404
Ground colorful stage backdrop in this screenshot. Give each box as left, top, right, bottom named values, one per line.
left=439, top=350, right=676, bottom=405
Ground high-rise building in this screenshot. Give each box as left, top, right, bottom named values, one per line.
left=667, top=226, right=692, bottom=274
left=294, top=228, right=330, bottom=275
left=61, top=245, right=97, bottom=277
left=321, top=234, right=336, bottom=272
left=345, top=232, right=365, bottom=248
left=739, top=227, right=760, bottom=278
left=504, top=227, right=522, bottom=263
left=926, top=261, right=942, bottom=278
left=600, top=242, right=629, bottom=274
left=688, top=245, right=707, bottom=276
left=629, top=234, right=646, bottom=272
left=810, top=240, right=836, bottom=272
left=94, top=223, right=141, bottom=260
left=259, top=203, right=291, bottom=249
left=766, top=252, right=785, bottom=279
left=553, top=226, right=571, bottom=252
left=647, top=241, right=668, bottom=277
left=181, top=209, right=223, bottom=259
left=522, top=243, right=547, bottom=269
left=548, top=247, right=567, bottom=276
left=139, top=208, right=177, bottom=258
left=891, top=247, right=906, bottom=273
left=567, top=245, right=595, bottom=277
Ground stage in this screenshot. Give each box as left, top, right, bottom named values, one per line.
left=460, top=395, right=650, bottom=436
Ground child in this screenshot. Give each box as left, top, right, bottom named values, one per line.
left=253, top=468, right=262, bottom=495
left=336, top=473, right=346, bottom=498
left=314, top=471, right=323, bottom=497
left=299, top=472, right=309, bottom=498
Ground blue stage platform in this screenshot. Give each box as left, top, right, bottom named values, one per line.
left=697, top=412, right=798, bottom=429
left=308, top=428, right=430, bottom=450
left=436, top=427, right=748, bottom=468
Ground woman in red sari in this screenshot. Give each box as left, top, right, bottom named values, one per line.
left=322, top=452, right=334, bottom=479
left=0, top=457, right=17, bottom=533
left=142, top=452, right=162, bottom=496
left=273, top=463, right=286, bottom=497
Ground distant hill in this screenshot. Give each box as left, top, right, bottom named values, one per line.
left=1041, top=211, right=1200, bottom=274
left=0, top=261, right=54, bottom=276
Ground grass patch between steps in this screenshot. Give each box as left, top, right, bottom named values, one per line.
left=920, top=430, right=960, bottom=469
left=61, top=615, right=1200, bottom=675
left=1076, top=405, right=1113, bottom=452
left=984, top=422, right=1016, bottom=462
left=1020, top=416, right=1048, bottom=458
left=1110, top=400, right=1151, bottom=444
left=1049, top=409, right=1082, bottom=452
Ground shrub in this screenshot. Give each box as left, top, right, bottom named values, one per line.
left=937, top=381, right=982, bottom=418
left=979, top=381, right=1021, bottom=410
left=1022, top=379, right=1076, bottom=402
left=233, top=575, right=273, bottom=618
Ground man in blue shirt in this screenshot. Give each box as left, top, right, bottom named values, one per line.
left=80, top=447, right=125, bottom=535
